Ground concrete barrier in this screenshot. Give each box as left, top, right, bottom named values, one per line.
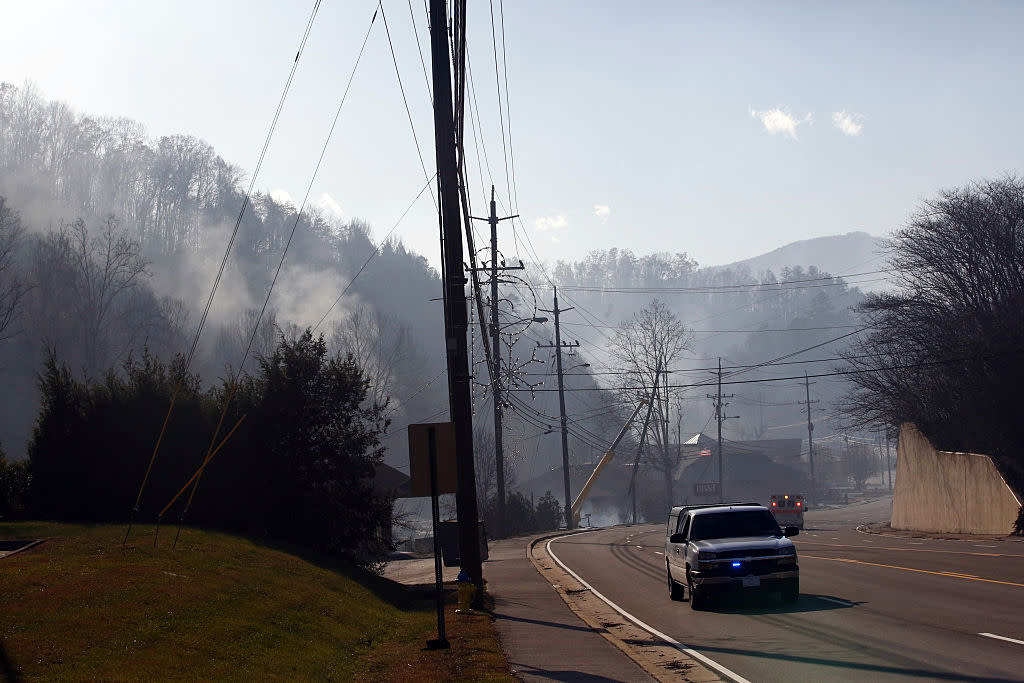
left=891, top=423, right=1021, bottom=534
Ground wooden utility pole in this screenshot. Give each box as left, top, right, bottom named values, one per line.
left=801, top=373, right=820, bottom=506
left=629, top=365, right=660, bottom=524
left=428, top=0, right=481, bottom=590
left=539, top=286, right=579, bottom=529
left=708, top=358, right=736, bottom=503
left=470, top=186, right=518, bottom=537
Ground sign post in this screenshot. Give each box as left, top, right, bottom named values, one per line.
left=426, top=426, right=448, bottom=649
left=409, top=422, right=457, bottom=650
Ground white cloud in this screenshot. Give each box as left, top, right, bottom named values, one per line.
left=314, top=192, right=345, bottom=218
left=749, top=107, right=811, bottom=139
left=832, top=110, right=864, bottom=136
left=270, top=188, right=294, bottom=206
left=534, top=215, right=568, bottom=232
left=593, top=204, right=610, bottom=221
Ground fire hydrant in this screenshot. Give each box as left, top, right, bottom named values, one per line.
left=456, top=569, right=476, bottom=613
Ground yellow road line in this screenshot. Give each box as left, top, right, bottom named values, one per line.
left=797, top=540, right=1023, bottom=558
left=800, top=554, right=1024, bottom=588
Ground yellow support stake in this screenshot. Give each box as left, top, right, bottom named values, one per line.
left=159, top=414, right=247, bottom=520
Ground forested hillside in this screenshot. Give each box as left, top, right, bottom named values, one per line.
left=0, top=83, right=873, bottom=528
left=0, top=82, right=447, bottom=463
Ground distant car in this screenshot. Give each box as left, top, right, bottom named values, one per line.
left=665, top=503, right=800, bottom=609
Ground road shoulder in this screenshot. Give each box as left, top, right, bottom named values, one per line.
left=528, top=529, right=720, bottom=683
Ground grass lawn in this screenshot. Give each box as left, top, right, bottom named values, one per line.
left=0, top=522, right=512, bottom=682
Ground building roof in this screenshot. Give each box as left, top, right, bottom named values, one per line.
left=373, top=462, right=411, bottom=498
left=683, top=432, right=717, bottom=446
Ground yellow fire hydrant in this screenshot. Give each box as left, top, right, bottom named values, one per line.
left=456, top=569, right=476, bottom=613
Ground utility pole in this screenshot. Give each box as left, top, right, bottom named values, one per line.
left=428, top=0, right=482, bottom=591
left=539, top=286, right=579, bottom=529
left=707, top=358, right=737, bottom=503
left=629, top=365, right=660, bottom=524
left=469, top=186, right=518, bottom=537
left=800, top=373, right=820, bottom=506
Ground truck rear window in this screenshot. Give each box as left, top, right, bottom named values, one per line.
left=690, top=511, right=781, bottom=541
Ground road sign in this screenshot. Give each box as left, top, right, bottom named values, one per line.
left=408, top=422, right=457, bottom=496
left=694, top=481, right=721, bottom=496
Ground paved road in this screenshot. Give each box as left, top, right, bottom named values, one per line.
left=549, top=499, right=1024, bottom=682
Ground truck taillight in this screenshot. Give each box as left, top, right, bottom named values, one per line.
left=796, top=501, right=802, bottom=507
left=771, top=501, right=777, bottom=507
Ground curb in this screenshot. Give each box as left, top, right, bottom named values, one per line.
left=0, top=539, right=45, bottom=560
left=527, top=527, right=720, bottom=683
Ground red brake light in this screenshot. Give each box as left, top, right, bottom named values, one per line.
left=771, top=501, right=777, bottom=507
left=796, top=501, right=802, bottom=507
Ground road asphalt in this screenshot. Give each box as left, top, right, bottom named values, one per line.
left=549, top=497, right=1024, bottom=682
left=385, top=497, right=1024, bottom=681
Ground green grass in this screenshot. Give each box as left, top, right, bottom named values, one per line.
left=0, top=522, right=512, bottom=682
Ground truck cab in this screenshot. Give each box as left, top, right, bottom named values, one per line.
left=666, top=503, right=800, bottom=609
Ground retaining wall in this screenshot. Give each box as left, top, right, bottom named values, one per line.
left=891, top=423, right=1021, bottom=534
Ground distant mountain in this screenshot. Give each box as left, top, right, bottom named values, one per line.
left=705, top=232, right=887, bottom=289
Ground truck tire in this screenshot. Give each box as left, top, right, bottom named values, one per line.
left=668, top=563, right=685, bottom=601
left=781, top=578, right=799, bottom=604
left=688, top=574, right=708, bottom=610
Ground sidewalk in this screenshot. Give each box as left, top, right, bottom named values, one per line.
left=384, top=536, right=655, bottom=682
left=485, top=536, right=655, bottom=682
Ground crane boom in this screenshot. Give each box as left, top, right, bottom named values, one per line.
left=571, top=399, right=648, bottom=524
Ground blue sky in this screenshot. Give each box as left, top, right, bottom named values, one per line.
left=3, top=0, right=1023, bottom=270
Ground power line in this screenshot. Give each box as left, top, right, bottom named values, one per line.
left=312, top=173, right=436, bottom=332
left=559, top=322, right=866, bottom=333
left=169, top=4, right=380, bottom=540
left=509, top=350, right=1024, bottom=393
left=126, top=0, right=324, bottom=539
left=405, top=0, right=432, bottom=103
left=540, top=274, right=890, bottom=295
left=379, top=0, right=437, bottom=208
left=488, top=0, right=513, bottom=211
left=497, top=0, right=520, bottom=215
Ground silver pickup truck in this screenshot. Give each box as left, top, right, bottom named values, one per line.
left=665, top=502, right=800, bottom=610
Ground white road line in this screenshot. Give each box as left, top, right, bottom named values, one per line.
left=654, top=551, right=664, bottom=555
left=975, top=545, right=998, bottom=548
left=547, top=536, right=752, bottom=683
left=814, top=595, right=853, bottom=607
left=979, top=632, right=1024, bottom=646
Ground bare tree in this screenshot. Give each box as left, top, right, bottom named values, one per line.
left=28, top=215, right=149, bottom=374
left=330, top=306, right=417, bottom=408
left=609, top=299, right=693, bottom=508
left=839, top=177, right=1024, bottom=520
left=0, top=197, right=26, bottom=341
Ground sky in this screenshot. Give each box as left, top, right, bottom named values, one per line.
left=3, top=0, right=1024, bottom=272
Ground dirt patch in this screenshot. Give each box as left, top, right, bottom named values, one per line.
left=860, top=522, right=1024, bottom=543
left=528, top=531, right=720, bottom=683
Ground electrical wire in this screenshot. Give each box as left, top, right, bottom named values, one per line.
left=126, top=0, right=323, bottom=539
left=312, top=173, right=436, bottom=332
left=379, top=0, right=438, bottom=208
